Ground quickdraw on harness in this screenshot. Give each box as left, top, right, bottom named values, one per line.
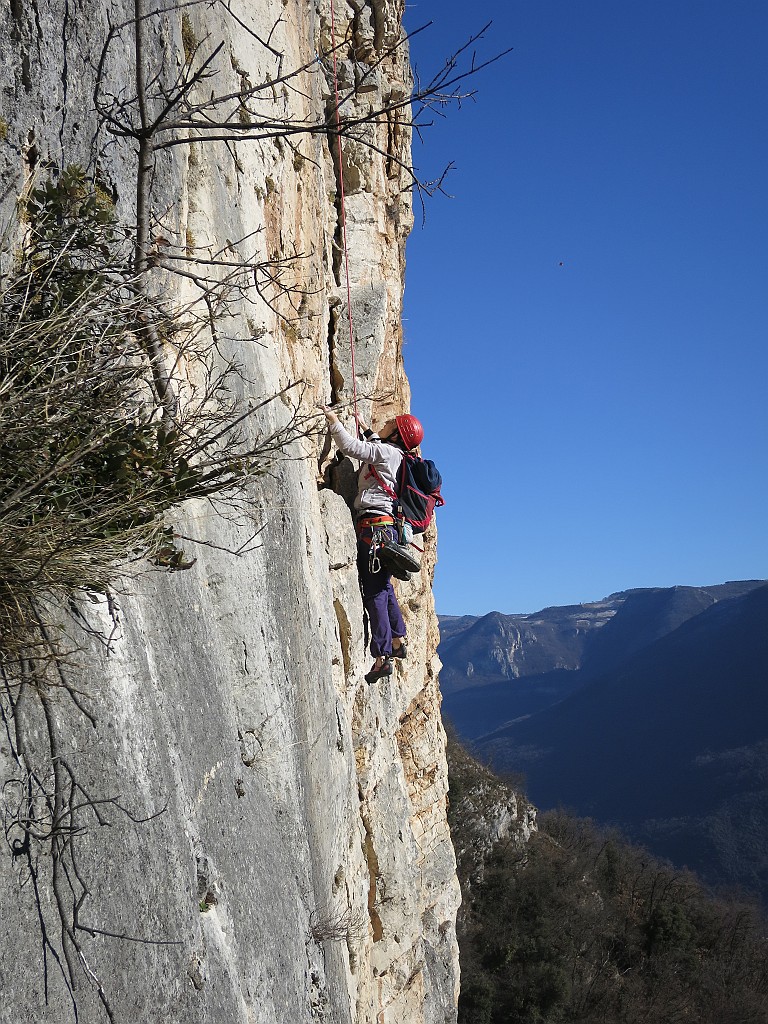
left=369, top=529, right=384, bottom=574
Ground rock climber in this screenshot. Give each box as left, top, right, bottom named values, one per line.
left=322, top=405, right=424, bottom=683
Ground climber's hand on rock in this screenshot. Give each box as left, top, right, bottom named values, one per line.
left=322, top=405, right=339, bottom=426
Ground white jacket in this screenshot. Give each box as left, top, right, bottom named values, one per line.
left=329, top=420, right=403, bottom=515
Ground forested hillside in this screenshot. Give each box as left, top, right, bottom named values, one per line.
left=447, top=736, right=768, bottom=1024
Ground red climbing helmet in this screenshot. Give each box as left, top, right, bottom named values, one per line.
left=395, top=414, right=424, bottom=451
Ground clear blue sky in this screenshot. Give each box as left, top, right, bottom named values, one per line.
left=401, top=0, right=767, bottom=615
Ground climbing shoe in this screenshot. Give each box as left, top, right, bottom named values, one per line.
left=391, top=638, right=407, bottom=660
left=379, top=538, right=421, bottom=576
left=365, top=658, right=393, bottom=684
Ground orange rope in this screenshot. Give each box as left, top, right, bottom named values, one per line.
left=329, top=0, right=361, bottom=438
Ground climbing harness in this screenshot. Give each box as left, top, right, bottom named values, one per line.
left=328, top=0, right=361, bottom=438
left=355, top=514, right=394, bottom=575
left=356, top=516, right=419, bottom=579
left=355, top=513, right=394, bottom=538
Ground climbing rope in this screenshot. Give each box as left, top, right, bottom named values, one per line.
left=328, top=0, right=361, bottom=438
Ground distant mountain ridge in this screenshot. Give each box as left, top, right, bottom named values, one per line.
left=439, top=581, right=766, bottom=739
left=439, top=580, right=764, bottom=696
left=440, top=580, right=768, bottom=901
left=439, top=598, right=620, bottom=694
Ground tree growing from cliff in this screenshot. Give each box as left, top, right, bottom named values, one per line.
left=92, top=0, right=510, bottom=412
left=97, top=1, right=510, bottom=216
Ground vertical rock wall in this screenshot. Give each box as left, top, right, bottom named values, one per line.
left=0, top=1, right=460, bottom=1022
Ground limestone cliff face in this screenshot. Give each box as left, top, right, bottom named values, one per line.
left=0, top=2, right=460, bottom=1022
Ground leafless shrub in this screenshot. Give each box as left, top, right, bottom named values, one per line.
left=310, top=903, right=368, bottom=944
left=0, top=168, right=320, bottom=665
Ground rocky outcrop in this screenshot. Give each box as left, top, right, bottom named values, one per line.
left=444, top=736, right=535, bottom=930
left=0, top=2, right=460, bottom=1021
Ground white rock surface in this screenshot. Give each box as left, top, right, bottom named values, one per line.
left=0, top=1, right=460, bottom=1021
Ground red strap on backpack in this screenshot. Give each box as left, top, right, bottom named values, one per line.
left=364, top=463, right=399, bottom=503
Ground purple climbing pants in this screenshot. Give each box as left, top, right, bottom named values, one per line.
left=357, top=525, right=406, bottom=658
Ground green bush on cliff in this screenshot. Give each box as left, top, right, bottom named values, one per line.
left=0, top=167, right=308, bottom=660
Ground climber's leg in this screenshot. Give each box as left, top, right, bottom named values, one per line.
left=357, top=540, right=394, bottom=658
